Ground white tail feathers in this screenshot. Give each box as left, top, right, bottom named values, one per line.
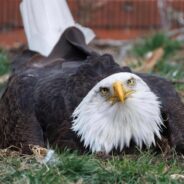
left=20, top=0, right=95, bottom=56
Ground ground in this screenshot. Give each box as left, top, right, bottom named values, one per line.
left=0, top=33, right=184, bottom=184
left=1, top=150, right=184, bottom=184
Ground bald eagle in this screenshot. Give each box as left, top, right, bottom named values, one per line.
left=0, top=27, right=184, bottom=154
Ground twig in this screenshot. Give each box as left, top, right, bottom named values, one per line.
left=136, top=48, right=164, bottom=72
left=171, top=79, right=184, bottom=84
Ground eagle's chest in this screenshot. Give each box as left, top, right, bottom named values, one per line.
left=72, top=105, right=163, bottom=154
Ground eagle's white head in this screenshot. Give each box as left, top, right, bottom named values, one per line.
left=72, top=72, right=163, bottom=153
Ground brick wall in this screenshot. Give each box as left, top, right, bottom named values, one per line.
left=68, top=0, right=161, bottom=29
left=0, top=0, right=184, bottom=42
left=0, top=0, right=22, bottom=29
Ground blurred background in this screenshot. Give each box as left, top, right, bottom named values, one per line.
left=1, top=0, right=184, bottom=44
left=0, top=0, right=183, bottom=97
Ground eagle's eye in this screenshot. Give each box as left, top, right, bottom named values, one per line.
left=127, top=77, right=136, bottom=87
left=99, top=87, right=110, bottom=96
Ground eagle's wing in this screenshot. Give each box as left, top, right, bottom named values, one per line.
left=0, top=74, right=44, bottom=153
left=12, top=50, right=38, bottom=73
left=138, top=73, right=184, bottom=152
left=48, top=27, right=97, bottom=61
left=12, top=27, right=96, bottom=74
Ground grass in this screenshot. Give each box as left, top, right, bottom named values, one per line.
left=1, top=150, right=184, bottom=184
left=0, top=36, right=184, bottom=184
left=0, top=50, right=10, bottom=76
left=156, top=58, right=184, bottom=91
left=131, top=32, right=184, bottom=92
left=0, top=50, right=10, bottom=93
left=132, top=33, right=182, bottom=59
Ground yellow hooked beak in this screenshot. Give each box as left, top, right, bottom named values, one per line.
left=112, top=81, right=135, bottom=103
